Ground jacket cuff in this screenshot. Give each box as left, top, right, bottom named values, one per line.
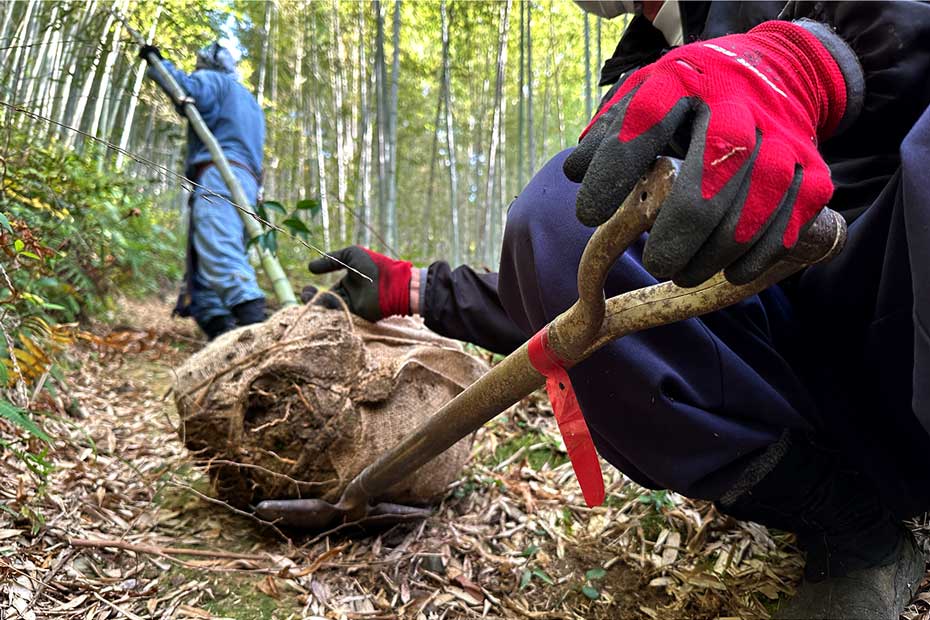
left=795, top=18, right=864, bottom=135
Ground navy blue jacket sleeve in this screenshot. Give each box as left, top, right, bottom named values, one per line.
left=785, top=1, right=930, bottom=154
left=778, top=1, right=930, bottom=220
left=421, top=262, right=528, bottom=356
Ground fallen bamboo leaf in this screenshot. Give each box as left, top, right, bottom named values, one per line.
left=50, top=594, right=88, bottom=611
left=92, top=592, right=146, bottom=620
left=256, top=574, right=279, bottom=599
left=176, top=604, right=214, bottom=618
left=450, top=574, right=484, bottom=603
left=446, top=585, right=482, bottom=607
left=292, top=542, right=349, bottom=577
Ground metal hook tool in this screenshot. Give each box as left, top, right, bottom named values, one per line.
left=256, top=156, right=847, bottom=530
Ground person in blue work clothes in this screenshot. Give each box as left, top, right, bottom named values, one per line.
left=140, top=42, right=266, bottom=340
left=310, top=2, right=930, bottom=618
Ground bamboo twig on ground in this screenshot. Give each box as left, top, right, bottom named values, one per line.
left=92, top=592, right=146, bottom=620
left=162, top=479, right=292, bottom=541
left=68, top=537, right=272, bottom=561
left=23, top=548, right=75, bottom=613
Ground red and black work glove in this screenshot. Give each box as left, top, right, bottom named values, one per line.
left=564, top=21, right=851, bottom=286
left=307, top=246, right=413, bottom=323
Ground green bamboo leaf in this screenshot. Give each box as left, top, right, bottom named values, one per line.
left=49, top=365, right=64, bottom=384
left=21, top=292, right=47, bottom=306
left=519, top=569, right=532, bottom=590
left=281, top=217, right=311, bottom=236
left=262, top=200, right=288, bottom=215
left=295, top=198, right=321, bottom=217
left=260, top=230, right=278, bottom=254
left=0, top=400, right=52, bottom=443
left=0, top=212, right=11, bottom=233
left=531, top=569, right=554, bottom=585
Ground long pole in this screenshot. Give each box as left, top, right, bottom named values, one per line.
left=115, top=11, right=297, bottom=307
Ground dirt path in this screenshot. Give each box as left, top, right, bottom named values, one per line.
left=2, top=298, right=928, bottom=619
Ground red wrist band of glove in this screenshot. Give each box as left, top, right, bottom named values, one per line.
left=362, top=248, right=413, bottom=318
left=746, top=21, right=847, bottom=139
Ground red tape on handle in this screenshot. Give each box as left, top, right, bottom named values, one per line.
left=527, top=327, right=605, bottom=507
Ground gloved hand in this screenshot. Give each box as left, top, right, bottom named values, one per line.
left=564, top=21, right=850, bottom=286
left=307, top=246, right=413, bottom=322
left=138, top=44, right=162, bottom=62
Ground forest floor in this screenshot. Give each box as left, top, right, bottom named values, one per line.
left=2, top=297, right=930, bottom=620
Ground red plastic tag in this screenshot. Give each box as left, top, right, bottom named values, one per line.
left=527, top=327, right=605, bottom=507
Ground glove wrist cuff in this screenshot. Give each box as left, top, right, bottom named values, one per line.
left=749, top=20, right=852, bottom=139
left=379, top=260, right=414, bottom=318
left=793, top=19, right=864, bottom=136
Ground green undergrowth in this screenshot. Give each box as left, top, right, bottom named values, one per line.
left=1, top=132, right=183, bottom=322
left=1, top=129, right=183, bottom=525
left=162, top=566, right=299, bottom=619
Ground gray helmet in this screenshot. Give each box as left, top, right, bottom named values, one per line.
left=195, top=42, right=238, bottom=75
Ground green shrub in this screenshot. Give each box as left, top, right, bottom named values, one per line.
left=1, top=134, right=183, bottom=322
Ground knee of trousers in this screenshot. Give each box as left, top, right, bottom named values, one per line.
left=496, top=153, right=818, bottom=500
left=498, top=148, right=661, bottom=334
left=499, top=149, right=594, bottom=333
left=501, top=149, right=582, bottom=256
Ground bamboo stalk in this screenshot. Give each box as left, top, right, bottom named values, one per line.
left=114, top=10, right=297, bottom=308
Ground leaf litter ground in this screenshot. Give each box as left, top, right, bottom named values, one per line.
left=2, top=297, right=929, bottom=620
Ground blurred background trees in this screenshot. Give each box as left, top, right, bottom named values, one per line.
left=2, top=0, right=628, bottom=270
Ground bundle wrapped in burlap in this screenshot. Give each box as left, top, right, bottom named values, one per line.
left=172, top=304, right=488, bottom=508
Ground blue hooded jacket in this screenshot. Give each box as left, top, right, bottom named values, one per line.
left=149, top=59, right=265, bottom=183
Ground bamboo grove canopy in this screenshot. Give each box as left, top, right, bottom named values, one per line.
left=0, top=0, right=628, bottom=270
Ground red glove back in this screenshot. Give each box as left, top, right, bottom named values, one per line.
left=564, top=21, right=849, bottom=286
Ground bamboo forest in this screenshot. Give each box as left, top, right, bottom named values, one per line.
left=1, top=0, right=627, bottom=271
left=4, top=1, right=927, bottom=619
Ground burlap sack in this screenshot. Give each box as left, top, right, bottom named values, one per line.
left=172, top=304, right=488, bottom=508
